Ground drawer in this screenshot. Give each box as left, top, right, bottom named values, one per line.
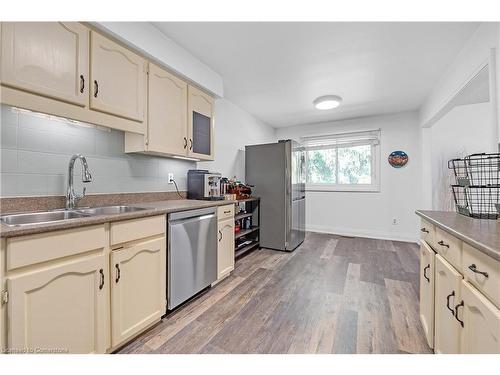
left=110, top=215, right=165, bottom=246
left=6, top=225, right=105, bottom=270
left=420, top=219, right=435, bottom=246
left=463, top=242, right=500, bottom=309
left=434, top=227, right=462, bottom=270
left=217, top=204, right=234, bottom=221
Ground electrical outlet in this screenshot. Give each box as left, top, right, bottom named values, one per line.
left=392, top=218, right=398, bottom=225
left=168, top=173, right=174, bottom=184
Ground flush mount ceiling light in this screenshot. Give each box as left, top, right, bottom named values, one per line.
left=313, top=95, right=343, bottom=110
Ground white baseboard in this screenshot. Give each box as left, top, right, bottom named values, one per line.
left=306, top=224, right=419, bottom=244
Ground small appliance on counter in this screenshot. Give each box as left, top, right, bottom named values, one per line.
left=187, top=169, right=225, bottom=200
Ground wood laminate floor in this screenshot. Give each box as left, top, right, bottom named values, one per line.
left=118, top=232, right=432, bottom=354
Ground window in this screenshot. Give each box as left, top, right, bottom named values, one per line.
left=302, top=129, right=380, bottom=192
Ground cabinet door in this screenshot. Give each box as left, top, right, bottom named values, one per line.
left=217, top=219, right=235, bottom=280
left=460, top=281, right=500, bottom=354
left=1, top=22, right=89, bottom=106
left=90, top=31, right=146, bottom=122
left=110, top=237, right=166, bottom=348
left=419, top=240, right=435, bottom=349
left=434, top=254, right=462, bottom=353
left=187, top=85, right=215, bottom=160
left=7, top=255, right=108, bottom=354
left=148, top=63, right=188, bottom=155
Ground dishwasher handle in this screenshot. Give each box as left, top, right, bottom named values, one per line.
left=169, top=213, right=216, bottom=226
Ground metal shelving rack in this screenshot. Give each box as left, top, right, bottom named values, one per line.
left=234, top=197, right=260, bottom=259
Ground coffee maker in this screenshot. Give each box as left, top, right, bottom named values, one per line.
left=187, top=170, right=224, bottom=200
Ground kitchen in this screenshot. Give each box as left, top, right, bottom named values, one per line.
left=1, top=2, right=500, bottom=372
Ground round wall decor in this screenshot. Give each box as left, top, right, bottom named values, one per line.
left=388, top=150, right=408, bottom=168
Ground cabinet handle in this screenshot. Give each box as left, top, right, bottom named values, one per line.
left=99, top=269, right=104, bottom=290
left=189, top=139, right=193, bottom=150
left=468, top=264, right=489, bottom=278
left=224, top=210, right=231, bottom=214
left=446, top=291, right=455, bottom=315
left=80, top=75, right=85, bottom=93
left=423, top=264, right=430, bottom=282
left=437, top=240, right=449, bottom=248
left=183, top=137, right=188, bottom=149
left=115, top=264, right=121, bottom=283
left=420, top=227, right=429, bottom=233
left=454, top=300, right=464, bottom=327
left=94, top=80, right=99, bottom=98
left=218, top=230, right=222, bottom=242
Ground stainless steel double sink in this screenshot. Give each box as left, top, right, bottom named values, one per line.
left=0, top=206, right=148, bottom=227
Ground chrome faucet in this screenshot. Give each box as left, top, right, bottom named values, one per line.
left=66, top=154, right=92, bottom=210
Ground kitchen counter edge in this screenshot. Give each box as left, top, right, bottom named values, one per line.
left=416, top=210, right=500, bottom=262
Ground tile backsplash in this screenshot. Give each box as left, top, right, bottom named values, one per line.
left=0, top=105, right=195, bottom=197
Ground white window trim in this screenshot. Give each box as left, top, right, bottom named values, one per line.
left=303, top=130, right=381, bottom=193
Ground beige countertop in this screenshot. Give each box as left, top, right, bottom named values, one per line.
left=416, top=210, right=500, bottom=261
left=0, top=199, right=236, bottom=238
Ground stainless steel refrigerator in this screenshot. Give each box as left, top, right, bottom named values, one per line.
left=245, top=140, right=306, bottom=251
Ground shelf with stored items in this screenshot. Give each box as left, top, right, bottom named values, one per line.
left=234, top=197, right=260, bottom=259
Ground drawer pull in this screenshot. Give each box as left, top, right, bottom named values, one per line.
left=437, top=240, right=450, bottom=248
left=224, top=210, right=231, bottom=214
left=115, top=264, right=121, bottom=283
left=454, top=300, right=464, bottom=327
left=218, top=230, right=222, bottom=242
left=446, top=291, right=455, bottom=315
left=420, top=227, right=429, bottom=233
left=468, top=264, right=489, bottom=278
left=99, top=269, right=104, bottom=290
left=423, top=264, right=430, bottom=282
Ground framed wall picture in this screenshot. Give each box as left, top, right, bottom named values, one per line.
left=388, top=150, right=408, bottom=168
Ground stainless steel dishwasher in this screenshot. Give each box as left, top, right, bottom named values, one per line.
left=167, top=207, right=217, bottom=309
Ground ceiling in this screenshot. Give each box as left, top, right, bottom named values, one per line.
left=153, top=22, right=480, bottom=128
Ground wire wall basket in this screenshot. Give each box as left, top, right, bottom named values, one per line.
left=448, top=153, right=500, bottom=220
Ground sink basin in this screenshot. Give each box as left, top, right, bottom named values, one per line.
left=1, top=210, right=88, bottom=226
left=75, top=205, right=148, bottom=216
left=0, top=205, right=149, bottom=227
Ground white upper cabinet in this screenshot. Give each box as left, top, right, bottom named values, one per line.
left=147, top=63, right=188, bottom=155
left=90, top=31, right=146, bottom=122
left=1, top=22, right=89, bottom=106
left=188, top=85, right=215, bottom=160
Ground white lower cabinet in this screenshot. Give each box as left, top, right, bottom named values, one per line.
left=110, top=237, right=166, bottom=348
left=419, top=240, right=435, bottom=348
left=7, top=254, right=108, bottom=354
left=460, top=280, right=500, bottom=354
left=217, top=219, right=235, bottom=280
left=434, top=254, right=462, bottom=354
left=419, top=218, right=500, bottom=354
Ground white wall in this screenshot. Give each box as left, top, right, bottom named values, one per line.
left=276, top=111, right=421, bottom=242
left=94, top=22, right=224, bottom=97
left=429, top=102, right=493, bottom=211
left=198, top=98, right=276, bottom=180
left=419, top=23, right=498, bottom=128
